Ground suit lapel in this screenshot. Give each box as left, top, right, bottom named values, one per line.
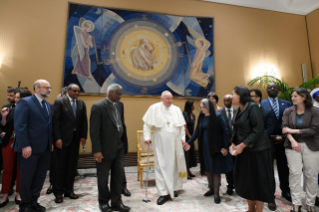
left=302, top=107, right=311, bottom=128
left=290, top=106, right=296, bottom=129
left=104, top=99, right=118, bottom=128
left=64, top=96, right=76, bottom=119
left=31, top=95, right=48, bottom=121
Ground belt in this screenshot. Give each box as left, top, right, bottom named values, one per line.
left=295, top=139, right=305, bottom=143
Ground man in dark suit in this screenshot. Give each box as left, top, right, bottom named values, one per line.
left=52, top=84, right=88, bottom=203
left=218, top=94, right=237, bottom=196
left=260, top=83, right=292, bottom=203
left=250, top=89, right=277, bottom=210
left=90, top=83, right=130, bottom=212
left=14, top=79, right=53, bottom=212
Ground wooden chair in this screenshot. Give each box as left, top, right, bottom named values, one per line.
left=137, top=130, right=154, bottom=188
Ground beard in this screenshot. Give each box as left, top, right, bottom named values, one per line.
left=40, top=91, right=50, bottom=98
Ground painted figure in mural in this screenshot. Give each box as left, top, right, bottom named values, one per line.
left=131, top=39, right=158, bottom=71
left=187, top=27, right=211, bottom=89
left=71, top=18, right=95, bottom=79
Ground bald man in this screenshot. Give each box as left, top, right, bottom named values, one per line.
left=14, top=79, right=54, bottom=212
left=143, top=91, right=187, bottom=205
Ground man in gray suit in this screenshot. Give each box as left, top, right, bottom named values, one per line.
left=218, top=94, right=237, bottom=195
left=90, top=84, right=130, bottom=212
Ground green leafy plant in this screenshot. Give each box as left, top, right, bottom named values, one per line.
left=247, top=75, right=319, bottom=102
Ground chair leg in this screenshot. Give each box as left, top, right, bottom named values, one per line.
left=137, top=166, right=140, bottom=181
left=140, top=168, right=144, bottom=188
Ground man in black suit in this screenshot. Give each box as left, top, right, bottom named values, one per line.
left=14, top=79, right=53, bottom=212
left=218, top=94, right=237, bottom=196
left=52, top=84, right=88, bottom=203
left=90, top=83, right=130, bottom=212
left=250, top=89, right=277, bottom=211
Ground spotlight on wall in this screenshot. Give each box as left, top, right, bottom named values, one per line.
left=252, top=64, right=280, bottom=79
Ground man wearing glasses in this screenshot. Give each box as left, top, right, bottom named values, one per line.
left=14, top=79, right=54, bottom=212
left=51, top=84, right=88, bottom=204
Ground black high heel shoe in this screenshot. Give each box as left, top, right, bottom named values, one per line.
left=0, top=198, right=9, bottom=208
left=306, top=205, right=316, bottom=212
left=214, top=196, right=221, bottom=204
left=15, top=197, right=21, bottom=205
left=290, top=205, right=301, bottom=212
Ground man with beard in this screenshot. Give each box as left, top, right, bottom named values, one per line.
left=14, top=79, right=54, bottom=212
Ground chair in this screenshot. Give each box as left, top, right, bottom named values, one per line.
left=137, top=130, right=155, bottom=188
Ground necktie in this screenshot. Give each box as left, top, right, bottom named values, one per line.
left=41, top=100, right=49, bottom=120
left=113, top=103, right=121, bottom=131
left=227, top=109, right=232, bottom=126
left=72, top=99, right=76, bottom=117
left=272, top=98, right=279, bottom=119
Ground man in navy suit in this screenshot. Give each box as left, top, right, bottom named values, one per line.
left=250, top=89, right=277, bottom=211
left=14, top=79, right=53, bottom=212
left=260, top=83, right=292, bottom=203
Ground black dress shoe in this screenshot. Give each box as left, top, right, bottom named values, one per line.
left=111, top=202, right=131, bottom=211
left=157, top=195, right=170, bottom=205
left=15, top=197, right=21, bottom=205
left=31, top=203, right=46, bottom=212
left=226, top=188, right=233, bottom=195
left=99, top=204, right=112, bottom=212
left=174, top=191, right=178, bottom=197
left=189, top=173, right=195, bottom=177
left=0, top=198, right=9, bottom=208
left=64, top=192, right=79, bottom=199
left=214, top=196, right=221, bottom=204
left=8, top=188, right=14, bottom=196
left=46, top=184, right=53, bottom=194
left=122, top=188, right=131, bottom=197
left=54, top=195, right=63, bottom=204
left=204, top=189, right=214, bottom=197
left=282, top=191, right=292, bottom=202
left=268, top=202, right=277, bottom=211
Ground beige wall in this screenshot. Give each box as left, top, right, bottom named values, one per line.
left=307, top=8, right=319, bottom=77
left=0, top=0, right=312, bottom=153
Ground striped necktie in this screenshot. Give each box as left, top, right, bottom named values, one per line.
left=272, top=98, right=279, bottom=119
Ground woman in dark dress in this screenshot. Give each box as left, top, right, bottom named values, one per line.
left=230, top=86, right=274, bottom=212
left=183, top=100, right=197, bottom=179
left=184, top=99, right=232, bottom=204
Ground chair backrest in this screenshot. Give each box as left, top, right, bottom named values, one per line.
left=137, top=130, right=154, bottom=153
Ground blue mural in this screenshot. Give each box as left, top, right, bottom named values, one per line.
left=63, top=3, right=214, bottom=97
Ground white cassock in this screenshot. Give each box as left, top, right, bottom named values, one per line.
left=143, top=102, right=187, bottom=198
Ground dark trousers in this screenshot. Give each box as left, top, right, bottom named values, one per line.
left=52, top=134, right=80, bottom=196
left=123, top=168, right=127, bottom=188
left=226, top=155, right=236, bottom=189
left=274, top=142, right=290, bottom=193
left=97, top=147, right=124, bottom=206
left=18, top=147, right=51, bottom=210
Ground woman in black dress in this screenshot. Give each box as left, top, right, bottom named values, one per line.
left=183, top=100, right=197, bottom=179
left=184, top=99, right=232, bottom=204
left=230, top=86, right=273, bottom=212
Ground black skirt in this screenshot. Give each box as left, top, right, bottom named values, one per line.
left=234, top=148, right=274, bottom=202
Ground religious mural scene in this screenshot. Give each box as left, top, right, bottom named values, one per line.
left=63, top=3, right=214, bottom=97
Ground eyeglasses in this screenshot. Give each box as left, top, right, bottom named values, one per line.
left=71, top=90, right=80, bottom=93
left=39, top=86, right=52, bottom=90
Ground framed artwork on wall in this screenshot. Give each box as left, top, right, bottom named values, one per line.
left=63, top=3, right=214, bottom=97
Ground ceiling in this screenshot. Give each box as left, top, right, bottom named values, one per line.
left=201, top=0, right=319, bottom=15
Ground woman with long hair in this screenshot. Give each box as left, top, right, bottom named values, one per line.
left=283, top=88, right=319, bottom=212
left=183, top=100, right=197, bottom=179
left=184, top=99, right=232, bottom=203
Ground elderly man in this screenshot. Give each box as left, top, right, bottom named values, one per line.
left=14, top=79, right=53, bottom=212
left=143, top=91, right=187, bottom=205
left=90, top=83, right=130, bottom=212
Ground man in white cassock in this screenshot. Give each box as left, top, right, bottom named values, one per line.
left=143, top=91, right=187, bottom=205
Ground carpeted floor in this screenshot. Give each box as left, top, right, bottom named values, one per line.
left=1, top=165, right=317, bottom=212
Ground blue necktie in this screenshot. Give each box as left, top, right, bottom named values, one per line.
left=72, top=99, right=76, bottom=117
left=41, top=100, right=49, bottom=120
left=227, top=109, right=232, bottom=127
left=272, top=98, right=279, bottom=119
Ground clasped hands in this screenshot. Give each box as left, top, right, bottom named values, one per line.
left=282, top=127, right=301, bottom=152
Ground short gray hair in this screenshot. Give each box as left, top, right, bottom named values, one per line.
left=107, top=83, right=122, bottom=95
left=200, top=98, right=210, bottom=111
left=161, top=90, right=172, bottom=98
left=67, top=84, right=79, bottom=91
